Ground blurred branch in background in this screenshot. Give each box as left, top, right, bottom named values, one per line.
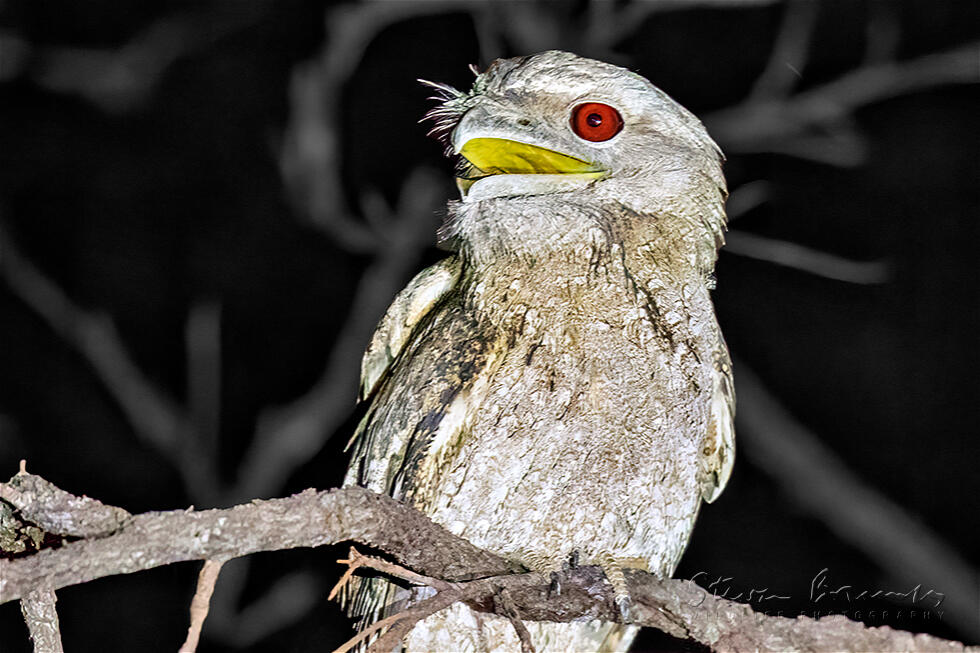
left=278, top=1, right=514, bottom=249
left=235, top=169, right=442, bottom=504
left=724, top=230, right=891, bottom=284
left=0, top=224, right=219, bottom=505
left=723, top=182, right=891, bottom=284
left=206, top=561, right=321, bottom=648
left=747, top=0, right=817, bottom=101
left=705, top=42, right=979, bottom=165
left=862, top=0, right=902, bottom=65
left=186, top=303, right=222, bottom=470
left=723, top=180, right=771, bottom=220
left=6, top=6, right=269, bottom=113
left=469, top=0, right=783, bottom=63
left=584, top=0, right=782, bottom=58
left=733, top=362, right=980, bottom=641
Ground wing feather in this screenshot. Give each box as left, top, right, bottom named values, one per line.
left=341, top=256, right=488, bottom=625
left=341, top=257, right=462, bottom=622
left=699, top=330, right=736, bottom=503
left=358, top=256, right=462, bottom=403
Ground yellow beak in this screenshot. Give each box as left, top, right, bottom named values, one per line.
left=456, top=137, right=604, bottom=194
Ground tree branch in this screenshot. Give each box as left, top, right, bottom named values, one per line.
left=178, top=559, right=224, bottom=653
left=0, top=475, right=519, bottom=604
left=2, top=471, right=975, bottom=652
left=19, top=587, right=64, bottom=653
left=0, top=462, right=130, bottom=538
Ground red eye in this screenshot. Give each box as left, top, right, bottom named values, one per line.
left=570, top=102, right=623, bottom=142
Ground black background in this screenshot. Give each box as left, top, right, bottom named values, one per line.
left=1, top=1, right=977, bottom=651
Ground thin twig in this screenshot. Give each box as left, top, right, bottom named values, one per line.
left=335, top=611, right=406, bottom=653
left=329, top=548, right=461, bottom=652
left=179, top=559, right=225, bottom=653
left=365, top=589, right=465, bottom=653
left=328, top=548, right=367, bottom=602
left=20, top=588, right=64, bottom=653
left=330, top=546, right=451, bottom=602
left=496, top=586, right=536, bottom=653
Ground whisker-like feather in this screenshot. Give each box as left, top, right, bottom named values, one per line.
left=418, top=78, right=472, bottom=154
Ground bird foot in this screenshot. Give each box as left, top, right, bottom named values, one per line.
left=517, top=548, right=646, bottom=619
left=548, top=570, right=562, bottom=598
left=597, top=556, right=648, bottom=623
left=566, top=549, right=581, bottom=570
left=615, top=593, right=632, bottom=622
left=545, top=550, right=581, bottom=598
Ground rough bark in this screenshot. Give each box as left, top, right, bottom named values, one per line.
left=1, top=471, right=974, bottom=653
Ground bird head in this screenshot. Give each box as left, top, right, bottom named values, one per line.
left=422, top=51, right=727, bottom=265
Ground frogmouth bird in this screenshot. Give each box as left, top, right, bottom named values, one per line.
left=342, top=50, right=735, bottom=652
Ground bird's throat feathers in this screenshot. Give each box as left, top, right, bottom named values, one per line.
left=440, top=187, right=726, bottom=281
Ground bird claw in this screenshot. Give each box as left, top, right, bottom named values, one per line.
left=615, top=594, right=632, bottom=622
left=596, top=556, right=645, bottom=623
left=548, top=570, right=562, bottom=598
left=561, top=550, right=580, bottom=572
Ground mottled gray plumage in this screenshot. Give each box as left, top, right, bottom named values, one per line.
left=342, top=50, right=734, bottom=652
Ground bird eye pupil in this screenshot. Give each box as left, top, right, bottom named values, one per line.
left=570, top=102, right=623, bottom=142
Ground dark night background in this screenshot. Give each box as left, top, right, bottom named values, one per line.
left=1, top=1, right=977, bottom=651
